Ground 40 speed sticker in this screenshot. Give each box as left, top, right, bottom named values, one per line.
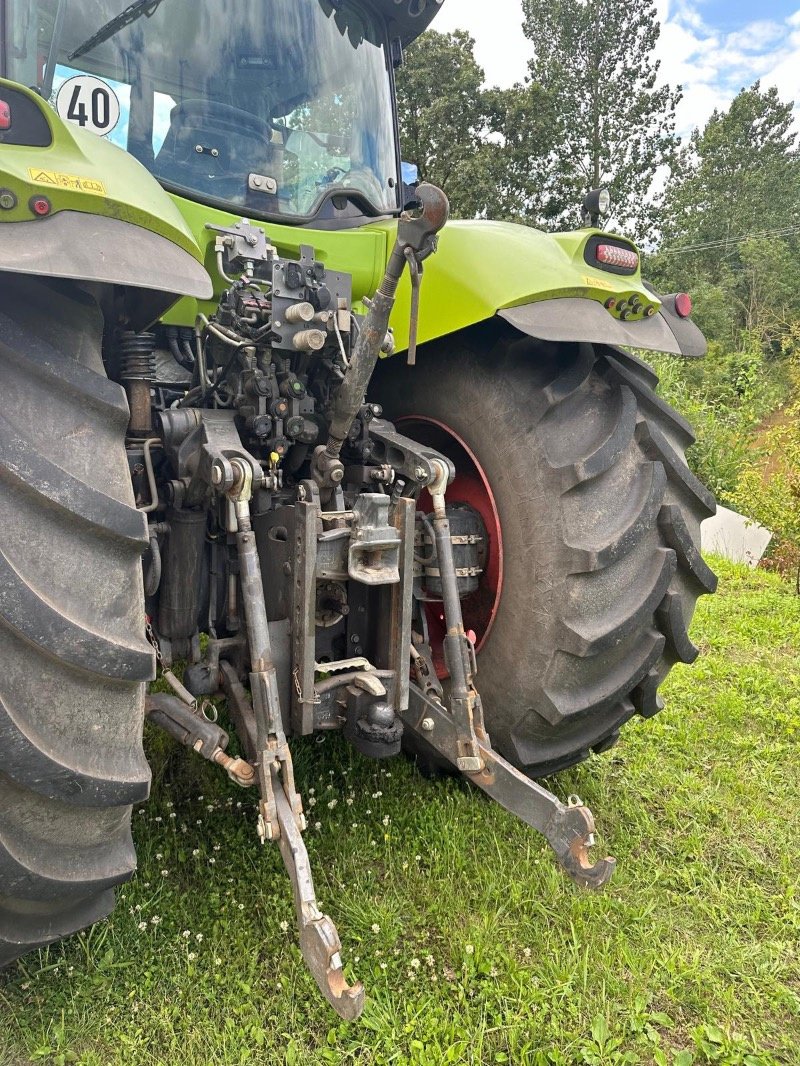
left=56, top=74, right=120, bottom=137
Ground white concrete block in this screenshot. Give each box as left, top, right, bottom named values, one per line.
left=701, top=504, right=773, bottom=568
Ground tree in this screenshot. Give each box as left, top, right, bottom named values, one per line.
left=521, top=0, right=680, bottom=238
left=395, top=30, right=556, bottom=221
left=395, top=30, right=493, bottom=218
left=652, top=83, right=800, bottom=349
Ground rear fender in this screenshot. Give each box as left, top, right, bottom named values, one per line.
left=379, top=218, right=706, bottom=358
left=0, top=79, right=211, bottom=328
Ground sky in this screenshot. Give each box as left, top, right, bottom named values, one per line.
left=434, top=0, right=800, bottom=138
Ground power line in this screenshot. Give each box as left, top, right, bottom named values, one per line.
left=657, top=224, right=800, bottom=256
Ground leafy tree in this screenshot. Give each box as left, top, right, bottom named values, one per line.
left=395, top=30, right=556, bottom=221
left=521, top=0, right=680, bottom=238
left=652, top=83, right=800, bottom=348
left=395, top=30, right=493, bottom=218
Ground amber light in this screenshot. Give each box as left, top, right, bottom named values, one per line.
left=596, top=244, right=639, bottom=271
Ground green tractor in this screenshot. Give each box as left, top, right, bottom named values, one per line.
left=0, top=0, right=716, bottom=1019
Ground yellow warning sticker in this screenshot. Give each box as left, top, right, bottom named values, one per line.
left=27, top=168, right=106, bottom=195
left=583, top=274, right=615, bottom=292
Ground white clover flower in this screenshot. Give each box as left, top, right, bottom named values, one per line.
left=327, top=799, right=337, bottom=809
left=208, top=857, right=216, bottom=865
left=380, top=962, right=387, bottom=970
left=154, top=816, right=162, bottom=823
left=138, top=921, right=147, bottom=932
left=308, top=796, right=317, bottom=807
left=195, top=933, right=203, bottom=942
left=314, top=821, right=322, bottom=831
left=213, top=844, right=221, bottom=852
left=279, top=920, right=289, bottom=933
left=161, top=869, right=169, bottom=876
left=192, top=849, right=200, bottom=858
left=410, top=958, right=420, bottom=969
left=382, top=815, right=390, bottom=826
left=346, top=798, right=353, bottom=806
left=371, top=923, right=380, bottom=934
left=238, top=903, right=245, bottom=911
left=523, top=947, right=532, bottom=959
left=188, top=952, right=196, bottom=961
left=155, top=853, right=163, bottom=861
left=465, top=944, right=474, bottom=955
left=151, top=915, right=161, bottom=926
left=182, top=930, right=191, bottom=939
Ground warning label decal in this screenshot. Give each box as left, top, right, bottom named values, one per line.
left=27, top=168, right=106, bottom=195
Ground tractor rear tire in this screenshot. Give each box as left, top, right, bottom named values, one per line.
left=374, top=325, right=717, bottom=778
left=0, top=275, right=153, bottom=967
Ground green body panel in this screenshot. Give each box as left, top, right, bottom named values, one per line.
left=373, top=219, right=657, bottom=353
left=0, top=78, right=202, bottom=263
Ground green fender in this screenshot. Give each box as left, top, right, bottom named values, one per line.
left=372, top=218, right=706, bottom=359
left=0, top=78, right=211, bottom=327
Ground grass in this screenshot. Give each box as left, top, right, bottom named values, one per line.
left=1, top=557, right=799, bottom=1065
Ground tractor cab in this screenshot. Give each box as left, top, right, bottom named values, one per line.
left=2, top=0, right=438, bottom=226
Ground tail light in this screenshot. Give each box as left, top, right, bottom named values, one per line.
left=596, top=244, right=639, bottom=271
left=674, top=293, right=693, bottom=318
left=0, top=100, right=11, bottom=131
left=584, top=235, right=639, bottom=276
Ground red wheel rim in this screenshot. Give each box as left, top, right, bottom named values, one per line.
left=397, top=416, right=504, bottom=679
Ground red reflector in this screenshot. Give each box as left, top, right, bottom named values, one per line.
left=31, top=196, right=51, bottom=216
left=0, top=100, right=11, bottom=131
left=674, top=292, right=693, bottom=318
left=596, top=243, right=639, bottom=270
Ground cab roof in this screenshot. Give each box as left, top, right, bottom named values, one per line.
left=365, top=0, right=445, bottom=45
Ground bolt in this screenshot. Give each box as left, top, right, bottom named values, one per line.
left=283, top=562, right=292, bottom=575
left=415, top=466, right=428, bottom=482
left=421, top=717, right=435, bottom=732
left=351, top=634, right=361, bottom=644
left=330, top=466, right=345, bottom=484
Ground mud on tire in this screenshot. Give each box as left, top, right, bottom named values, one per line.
left=0, top=275, right=153, bottom=966
left=374, top=323, right=717, bottom=778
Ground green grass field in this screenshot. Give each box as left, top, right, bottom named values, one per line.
left=1, top=558, right=798, bottom=1066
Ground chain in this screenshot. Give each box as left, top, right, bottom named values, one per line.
left=145, top=619, right=167, bottom=672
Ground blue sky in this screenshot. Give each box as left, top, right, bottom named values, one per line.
left=435, top=0, right=800, bottom=138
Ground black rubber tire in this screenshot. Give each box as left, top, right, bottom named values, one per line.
left=374, top=324, right=717, bottom=778
left=0, top=275, right=153, bottom=967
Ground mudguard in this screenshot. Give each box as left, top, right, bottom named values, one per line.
left=383, top=218, right=706, bottom=358
left=0, top=79, right=212, bottom=327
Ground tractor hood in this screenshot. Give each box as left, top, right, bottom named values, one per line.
left=380, top=218, right=706, bottom=358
